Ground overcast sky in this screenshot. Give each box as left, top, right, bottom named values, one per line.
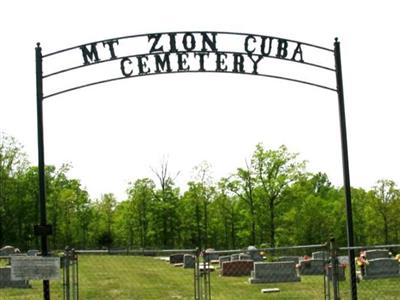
left=1, top=1, right=399, bottom=200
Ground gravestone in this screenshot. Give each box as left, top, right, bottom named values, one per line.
left=169, top=254, right=184, bottom=264
left=27, top=250, right=40, bottom=256
left=239, top=254, right=252, bottom=261
left=277, top=256, right=300, bottom=264
left=0, top=246, right=17, bottom=256
left=298, top=259, right=326, bottom=275
left=312, top=251, right=329, bottom=260
left=183, top=254, right=195, bottom=269
left=247, top=246, right=263, bottom=261
left=365, top=249, right=390, bottom=260
left=219, top=255, right=231, bottom=268
left=364, top=258, right=400, bottom=279
left=0, top=267, right=30, bottom=288
left=204, top=249, right=219, bottom=262
left=221, top=260, right=254, bottom=276
left=326, top=264, right=346, bottom=281
left=231, top=254, right=240, bottom=261
left=199, top=263, right=215, bottom=272
left=249, top=261, right=300, bottom=283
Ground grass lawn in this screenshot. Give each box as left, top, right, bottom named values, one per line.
left=1, top=255, right=399, bottom=299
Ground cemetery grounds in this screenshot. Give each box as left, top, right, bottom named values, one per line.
left=1, top=251, right=400, bottom=300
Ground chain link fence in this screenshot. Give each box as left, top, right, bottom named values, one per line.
left=204, top=244, right=332, bottom=299
left=74, top=248, right=198, bottom=300
left=1, top=243, right=399, bottom=299
left=337, top=244, right=400, bottom=300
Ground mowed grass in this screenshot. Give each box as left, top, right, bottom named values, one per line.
left=1, top=255, right=400, bottom=299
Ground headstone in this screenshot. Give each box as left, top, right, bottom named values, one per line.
left=219, top=255, right=231, bottom=268
left=27, top=250, right=40, bottom=257
left=0, top=246, right=16, bottom=256
left=221, top=260, right=254, bottom=276
left=183, top=254, right=195, bottom=269
left=326, top=264, right=346, bottom=281
left=204, top=249, right=219, bottom=261
left=338, top=256, right=349, bottom=265
left=249, top=261, right=300, bottom=283
left=247, top=246, right=263, bottom=261
left=0, top=267, right=30, bottom=288
left=239, top=254, right=252, bottom=261
left=231, top=254, right=240, bottom=261
left=199, top=263, right=215, bottom=272
left=169, top=254, right=184, bottom=264
left=365, top=249, right=390, bottom=260
left=298, top=259, right=326, bottom=275
left=277, top=256, right=300, bottom=264
left=312, top=251, right=329, bottom=260
left=364, top=258, right=400, bottom=279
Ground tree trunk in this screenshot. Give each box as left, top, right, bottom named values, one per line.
left=270, top=199, right=275, bottom=248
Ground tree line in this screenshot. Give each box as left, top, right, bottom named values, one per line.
left=1, top=132, right=399, bottom=251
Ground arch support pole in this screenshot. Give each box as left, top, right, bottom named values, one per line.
left=334, top=38, right=357, bottom=300
left=35, top=43, right=51, bottom=300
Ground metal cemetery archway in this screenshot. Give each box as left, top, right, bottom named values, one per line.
left=35, top=31, right=357, bottom=299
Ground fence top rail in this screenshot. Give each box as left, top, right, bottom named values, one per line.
left=205, top=243, right=327, bottom=254
left=75, top=249, right=198, bottom=255
left=339, top=244, right=400, bottom=251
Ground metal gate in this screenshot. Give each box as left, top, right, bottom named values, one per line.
left=62, top=247, right=79, bottom=300
left=194, top=249, right=211, bottom=300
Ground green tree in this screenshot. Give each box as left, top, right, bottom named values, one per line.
left=95, top=193, right=117, bottom=249
left=126, top=178, right=155, bottom=248
left=152, top=160, right=180, bottom=248
left=226, top=161, right=257, bottom=246
left=0, top=133, right=29, bottom=246
left=252, top=144, right=306, bottom=247
left=367, top=179, right=400, bottom=244
left=213, top=178, right=240, bottom=248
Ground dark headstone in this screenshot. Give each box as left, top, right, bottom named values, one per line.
left=183, top=254, right=195, bottom=269
left=221, top=260, right=254, bottom=276
left=169, top=254, right=184, bottom=264
left=0, top=267, right=30, bottom=288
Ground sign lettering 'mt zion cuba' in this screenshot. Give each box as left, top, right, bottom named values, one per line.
left=79, top=33, right=305, bottom=76
left=42, top=32, right=336, bottom=98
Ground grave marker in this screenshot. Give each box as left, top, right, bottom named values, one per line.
left=249, top=261, right=300, bottom=283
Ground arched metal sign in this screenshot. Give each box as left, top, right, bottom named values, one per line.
left=35, top=31, right=357, bottom=299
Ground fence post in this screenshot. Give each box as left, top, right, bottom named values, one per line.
left=71, top=248, right=78, bottom=300
left=63, top=247, right=70, bottom=300
left=194, top=248, right=201, bottom=300
left=330, top=238, right=340, bottom=300
left=204, top=250, right=211, bottom=300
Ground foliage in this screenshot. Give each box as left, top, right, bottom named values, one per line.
left=1, top=133, right=400, bottom=251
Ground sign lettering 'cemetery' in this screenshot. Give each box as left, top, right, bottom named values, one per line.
left=42, top=31, right=336, bottom=100
left=79, top=33, right=305, bottom=77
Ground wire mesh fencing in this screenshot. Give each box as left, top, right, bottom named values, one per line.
left=337, top=244, right=400, bottom=300
left=74, top=248, right=198, bottom=300
left=203, top=244, right=336, bottom=299
left=1, top=243, right=399, bottom=299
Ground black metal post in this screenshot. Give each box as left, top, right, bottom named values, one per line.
left=329, top=238, right=340, bottom=300
left=334, top=38, right=357, bottom=300
left=36, top=43, right=51, bottom=300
